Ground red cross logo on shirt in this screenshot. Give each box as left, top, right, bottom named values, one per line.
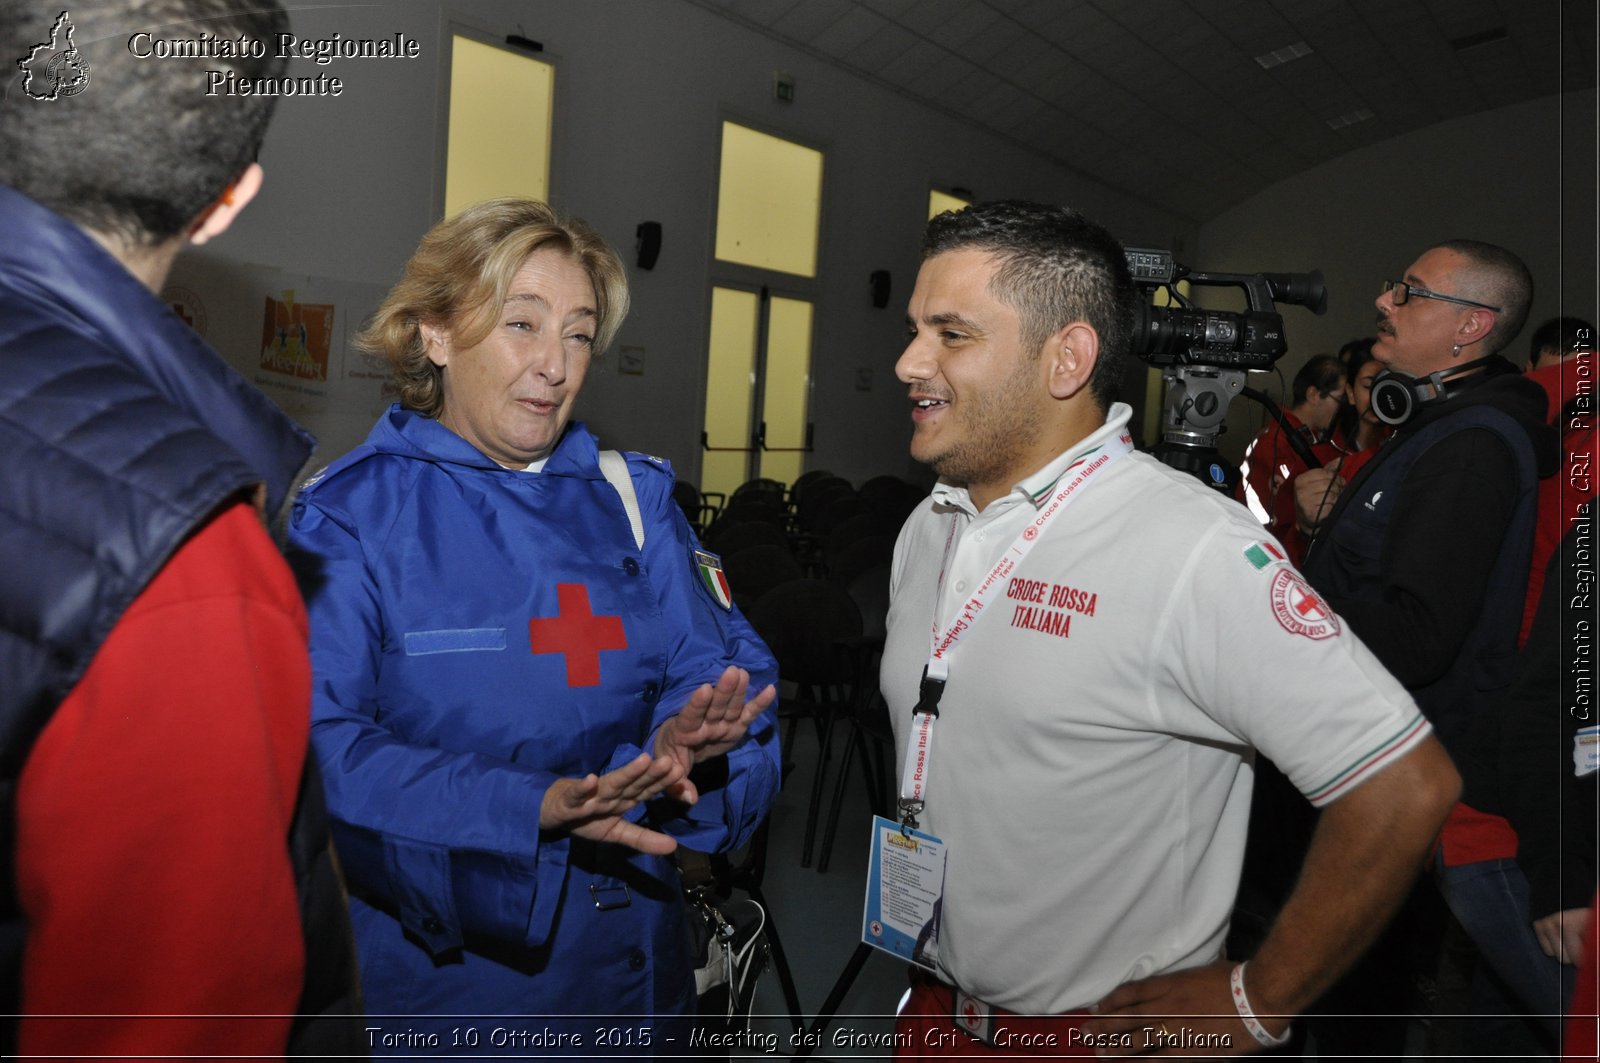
left=1269, top=569, right=1340, bottom=641
left=528, top=583, right=628, bottom=687
left=1292, top=586, right=1328, bottom=620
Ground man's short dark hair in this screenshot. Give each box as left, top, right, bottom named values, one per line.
left=1529, top=316, right=1595, bottom=365
left=1292, top=354, right=1344, bottom=406
left=923, top=200, right=1135, bottom=411
left=1430, top=239, right=1534, bottom=357
left=0, top=0, right=289, bottom=246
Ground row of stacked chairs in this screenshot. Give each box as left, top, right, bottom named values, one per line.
left=673, top=470, right=924, bottom=615
left=673, top=471, right=926, bottom=869
left=668, top=470, right=929, bottom=1033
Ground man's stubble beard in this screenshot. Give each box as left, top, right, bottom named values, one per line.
left=926, top=355, right=1045, bottom=490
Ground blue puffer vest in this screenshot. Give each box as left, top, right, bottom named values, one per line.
left=0, top=187, right=361, bottom=1051
left=1302, top=400, right=1538, bottom=756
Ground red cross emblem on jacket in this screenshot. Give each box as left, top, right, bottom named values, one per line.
left=529, top=583, right=628, bottom=687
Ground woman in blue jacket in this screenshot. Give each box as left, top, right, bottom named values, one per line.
left=289, top=199, right=780, bottom=1049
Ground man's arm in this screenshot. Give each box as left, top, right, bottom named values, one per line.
left=1084, top=736, right=1459, bottom=1056
left=1239, top=735, right=1459, bottom=1017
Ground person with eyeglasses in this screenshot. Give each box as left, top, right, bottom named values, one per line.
left=1240, top=353, right=1346, bottom=564
left=1293, top=241, right=1565, bottom=1057
left=1292, top=344, right=1394, bottom=549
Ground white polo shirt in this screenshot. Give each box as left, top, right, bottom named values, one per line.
left=881, top=403, right=1429, bottom=1015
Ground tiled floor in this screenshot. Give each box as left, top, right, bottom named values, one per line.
left=741, top=716, right=908, bottom=1060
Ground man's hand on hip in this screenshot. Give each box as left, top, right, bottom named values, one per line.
left=1083, top=960, right=1279, bottom=1057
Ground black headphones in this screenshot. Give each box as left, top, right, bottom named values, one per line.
left=1369, top=355, right=1495, bottom=426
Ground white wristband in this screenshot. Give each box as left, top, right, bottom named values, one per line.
left=1230, top=962, right=1291, bottom=1048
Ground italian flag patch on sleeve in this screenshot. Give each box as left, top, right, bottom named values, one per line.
left=1243, top=541, right=1286, bottom=571
left=695, top=549, right=733, bottom=609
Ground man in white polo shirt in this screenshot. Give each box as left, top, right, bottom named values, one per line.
left=882, top=200, right=1460, bottom=1058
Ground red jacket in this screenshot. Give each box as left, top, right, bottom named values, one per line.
left=1567, top=890, right=1598, bottom=1061
left=1242, top=409, right=1339, bottom=562
left=16, top=503, right=309, bottom=1058
left=1522, top=352, right=1597, bottom=646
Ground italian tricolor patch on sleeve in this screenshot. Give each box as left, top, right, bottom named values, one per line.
left=1243, top=541, right=1286, bottom=571
left=695, top=549, right=733, bottom=610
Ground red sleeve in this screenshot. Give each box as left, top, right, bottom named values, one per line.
left=1523, top=427, right=1600, bottom=647
left=1567, top=890, right=1600, bottom=1062
left=1244, top=419, right=1319, bottom=543
left=1242, top=425, right=1274, bottom=510
left=15, top=501, right=309, bottom=1059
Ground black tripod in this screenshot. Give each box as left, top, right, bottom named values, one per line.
left=1152, top=365, right=1323, bottom=491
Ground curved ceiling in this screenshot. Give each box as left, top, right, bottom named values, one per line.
left=689, top=0, right=1595, bottom=223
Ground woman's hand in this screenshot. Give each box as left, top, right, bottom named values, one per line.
left=539, top=752, right=687, bottom=855
left=653, top=666, right=777, bottom=804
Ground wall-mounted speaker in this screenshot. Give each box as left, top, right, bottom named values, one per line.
left=636, top=222, right=662, bottom=270
left=870, top=269, right=891, bottom=309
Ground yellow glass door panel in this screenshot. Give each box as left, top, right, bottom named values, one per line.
left=704, top=121, right=822, bottom=494
left=758, top=296, right=813, bottom=486
left=445, top=36, right=553, bottom=217
left=701, top=287, right=760, bottom=500
left=714, top=122, right=823, bottom=277
left=928, top=188, right=971, bottom=219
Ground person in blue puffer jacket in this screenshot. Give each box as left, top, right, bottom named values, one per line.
left=288, top=198, right=780, bottom=1050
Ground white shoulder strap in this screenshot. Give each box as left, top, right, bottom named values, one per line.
left=598, top=450, right=645, bottom=550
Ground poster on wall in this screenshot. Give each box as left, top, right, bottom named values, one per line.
left=161, top=253, right=394, bottom=468
left=259, top=289, right=335, bottom=389
left=162, top=258, right=333, bottom=421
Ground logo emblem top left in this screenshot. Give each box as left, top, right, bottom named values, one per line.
left=18, top=11, right=92, bottom=101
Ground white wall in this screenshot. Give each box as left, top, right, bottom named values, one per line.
left=1196, top=88, right=1598, bottom=463
left=207, top=0, right=1194, bottom=484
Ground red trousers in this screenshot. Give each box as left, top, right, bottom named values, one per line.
left=894, top=974, right=1098, bottom=1058
left=1567, top=890, right=1600, bottom=1062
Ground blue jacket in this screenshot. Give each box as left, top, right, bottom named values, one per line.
left=1302, top=369, right=1544, bottom=756
left=288, top=407, right=780, bottom=1021
left=0, top=186, right=314, bottom=749
left=0, top=186, right=360, bottom=1053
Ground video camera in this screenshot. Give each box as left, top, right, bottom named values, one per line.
left=1123, top=248, right=1328, bottom=493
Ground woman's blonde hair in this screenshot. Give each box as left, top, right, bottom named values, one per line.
left=356, top=198, right=630, bottom=416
